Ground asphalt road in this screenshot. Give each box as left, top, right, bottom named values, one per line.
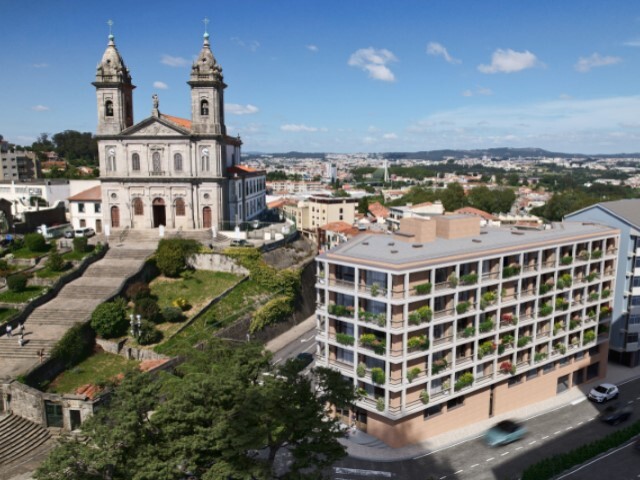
left=330, top=378, right=640, bottom=480
left=270, top=324, right=317, bottom=367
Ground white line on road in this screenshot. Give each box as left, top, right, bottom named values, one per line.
left=555, top=440, right=636, bottom=479
left=566, top=426, right=573, bottom=430
left=439, top=476, right=447, bottom=480
left=577, top=421, right=584, bottom=426
left=628, top=400, right=634, bottom=405
left=300, top=334, right=315, bottom=343
left=554, top=430, right=561, bottom=435
left=542, top=435, right=549, bottom=439
left=486, top=457, right=494, bottom=462
left=571, top=397, right=586, bottom=406
left=515, top=446, right=523, bottom=450
left=470, top=464, right=479, bottom=468
left=333, top=467, right=394, bottom=477
left=454, top=470, right=463, bottom=475
left=501, top=452, right=510, bottom=456
left=529, top=440, right=537, bottom=445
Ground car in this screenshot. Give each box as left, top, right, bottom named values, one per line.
left=599, top=404, right=632, bottom=425
left=230, top=239, right=250, bottom=247
left=63, top=230, right=75, bottom=239
left=485, top=420, right=527, bottom=447
left=588, top=383, right=619, bottom=403
left=295, top=352, right=314, bottom=369
left=74, top=227, right=96, bottom=238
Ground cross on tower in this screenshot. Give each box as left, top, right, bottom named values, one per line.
left=107, top=19, right=114, bottom=35
left=203, top=17, right=209, bottom=34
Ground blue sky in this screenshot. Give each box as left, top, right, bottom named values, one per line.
left=2, top=0, right=640, bottom=154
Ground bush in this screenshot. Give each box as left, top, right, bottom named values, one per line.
left=172, top=297, right=191, bottom=311
left=46, top=249, right=65, bottom=272
left=73, top=236, right=89, bottom=253
left=24, top=233, right=47, bottom=253
left=134, top=298, right=162, bottom=323
left=356, top=362, right=366, bottom=377
left=137, top=319, right=163, bottom=345
left=0, top=260, right=11, bottom=277
left=126, top=282, right=151, bottom=301
left=90, top=299, right=128, bottom=338
left=371, top=367, right=385, bottom=384
left=155, top=238, right=199, bottom=277
left=50, top=323, right=95, bottom=369
left=249, top=295, right=294, bottom=333
left=7, top=274, right=27, bottom=292
left=162, top=306, right=184, bottom=323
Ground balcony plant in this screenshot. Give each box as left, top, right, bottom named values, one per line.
left=371, top=367, right=386, bottom=384
left=407, top=367, right=421, bottom=382
left=407, top=335, right=429, bottom=351
left=601, top=289, right=611, bottom=298
left=356, top=387, right=367, bottom=398
left=336, top=333, right=355, bottom=346
left=370, top=283, right=380, bottom=297
left=555, top=298, right=569, bottom=311
left=356, top=362, right=366, bottom=377
left=591, top=249, right=602, bottom=259
left=588, top=292, right=599, bottom=302
left=539, top=282, right=553, bottom=295
left=599, top=306, right=611, bottom=320
left=329, top=304, right=353, bottom=317
left=539, top=303, right=553, bottom=317
left=408, top=312, right=422, bottom=326
left=360, top=333, right=386, bottom=355
left=415, top=282, right=432, bottom=295
left=479, top=340, right=496, bottom=358
left=517, top=335, right=532, bottom=348
left=462, top=326, right=476, bottom=338
left=447, top=272, right=459, bottom=288
left=417, top=305, right=433, bottom=322
left=456, top=301, right=471, bottom=314
left=461, top=273, right=478, bottom=285
left=583, top=330, right=596, bottom=345
left=558, top=273, right=573, bottom=289
left=554, top=342, right=566, bottom=355
left=578, top=251, right=590, bottom=261
left=479, top=319, right=495, bottom=333
left=376, top=397, right=385, bottom=411
left=569, top=319, right=580, bottom=330
left=586, top=272, right=599, bottom=282
left=500, top=361, right=516, bottom=375
left=420, top=390, right=430, bottom=405
left=501, top=313, right=517, bottom=325
left=431, top=358, right=448, bottom=375
left=553, top=322, right=565, bottom=335
left=561, top=255, right=573, bottom=266
left=501, top=334, right=514, bottom=347
left=481, top=291, right=497, bottom=310
left=374, top=313, right=386, bottom=327
left=502, top=264, right=521, bottom=279
left=587, top=309, right=597, bottom=320
left=454, top=372, right=474, bottom=391
left=534, top=352, right=547, bottom=363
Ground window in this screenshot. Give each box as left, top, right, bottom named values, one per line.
left=574, top=351, right=584, bottom=360
left=201, top=152, right=210, bottom=171
left=543, top=362, right=555, bottom=374
left=200, top=99, right=209, bottom=115
left=526, top=368, right=538, bottom=380
left=635, top=257, right=640, bottom=268
left=132, top=153, right=140, bottom=171
left=628, top=333, right=639, bottom=343
left=152, top=152, right=161, bottom=173
left=630, top=314, right=640, bottom=325
left=79, top=219, right=86, bottom=227
left=447, top=396, right=464, bottom=410
left=586, top=362, right=599, bottom=380
left=631, top=296, right=640, bottom=307
left=133, top=198, right=144, bottom=216
left=107, top=149, right=116, bottom=172
left=573, top=369, right=584, bottom=385
left=175, top=198, right=185, bottom=216
left=424, top=404, right=443, bottom=419
left=559, top=356, right=569, bottom=366
left=105, top=100, right=113, bottom=117
left=557, top=374, right=569, bottom=394
left=78, top=203, right=85, bottom=213
left=95, top=203, right=101, bottom=214
left=633, top=277, right=640, bottom=288
left=174, top=153, right=183, bottom=172
left=508, top=374, right=523, bottom=387
left=336, top=348, right=354, bottom=365
left=588, top=345, right=600, bottom=356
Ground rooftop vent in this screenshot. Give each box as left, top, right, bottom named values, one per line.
left=362, top=241, right=369, bottom=246
left=472, top=239, right=482, bottom=243
left=388, top=242, right=395, bottom=246
left=511, top=231, right=525, bottom=236
left=412, top=244, right=423, bottom=248
left=480, top=231, right=488, bottom=235
left=390, top=249, right=398, bottom=254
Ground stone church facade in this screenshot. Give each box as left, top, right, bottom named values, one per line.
left=93, top=31, right=266, bottom=232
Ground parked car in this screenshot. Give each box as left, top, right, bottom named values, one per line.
left=295, top=352, right=314, bottom=368
left=230, top=239, right=249, bottom=247
left=74, top=227, right=96, bottom=238
left=599, top=404, right=632, bottom=425
left=63, top=230, right=75, bottom=239
left=588, top=383, right=619, bottom=403
left=485, top=420, right=527, bottom=447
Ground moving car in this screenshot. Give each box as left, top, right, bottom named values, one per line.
left=74, top=227, right=96, bottom=238
left=599, top=404, right=632, bottom=425
left=588, top=383, right=619, bottom=403
left=485, top=420, right=527, bottom=447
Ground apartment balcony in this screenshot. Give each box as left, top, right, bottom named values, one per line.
left=481, top=271, right=500, bottom=282
left=429, top=387, right=452, bottom=402
left=327, top=278, right=356, bottom=292
left=475, top=372, right=495, bottom=386
left=434, top=307, right=455, bottom=320
left=327, top=359, right=355, bottom=376
left=540, top=260, right=556, bottom=271
left=454, top=354, right=474, bottom=368
left=432, top=334, right=454, bottom=348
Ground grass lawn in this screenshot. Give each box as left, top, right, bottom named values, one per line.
left=0, top=286, right=45, bottom=303
left=150, top=270, right=241, bottom=313
left=62, top=247, right=94, bottom=261
left=46, top=351, right=139, bottom=394
left=36, top=263, right=72, bottom=279
left=0, top=307, right=18, bottom=322
left=156, top=278, right=271, bottom=356
left=10, top=246, right=50, bottom=259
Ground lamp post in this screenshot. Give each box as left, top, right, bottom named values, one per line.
left=130, top=314, right=136, bottom=338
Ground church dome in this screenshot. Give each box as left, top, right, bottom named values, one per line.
left=96, top=35, right=132, bottom=84
left=190, top=33, right=224, bottom=83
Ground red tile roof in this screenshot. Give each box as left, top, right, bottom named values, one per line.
left=320, top=221, right=355, bottom=233
left=368, top=201, right=389, bottom=219
left=228, top=165, right=265, bottom=176
left=161, top=113, right=192, bottom=129
left=453, top=206, right=497, bottom=221
left=68, top=185, right=101, bottom=202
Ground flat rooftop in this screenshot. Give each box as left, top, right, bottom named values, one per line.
left=320, top=222, right=618, bottom=271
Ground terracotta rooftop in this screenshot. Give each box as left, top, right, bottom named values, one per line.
left=228, top=165, right=264, bottom=176
left=68, top=185, right=101, bottom=202
left=453, top=206, right=497, bottom=221
left=320, top=221, right=355, bottom=233
left=161, top=113, right=192, bottom=130
left=368, top=201, right=389, bottom=219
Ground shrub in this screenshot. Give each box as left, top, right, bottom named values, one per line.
left=500, top=361, right=516, bottom=375
left=172, top=297, right=191, bottom=311
left=134, top=297, right=162, bottom=323
left=90, top=299, right=128, bottom=338
left=561, top=256, right=573, bottom=265
left=376, top=397, right=385, bottom=412
left=461, top=273, right=478, bottom=285
left=249, top=295, right=294, bottom=333
left=432, top=359, right=448, bottom=374
left=126, top=282, right=151, bottom=301
left=407, top=367, right=421, bottom=382
left=417, top=305, right=432, bottom=322
left=583, top=330, right=596, bottom=344
left=462, top=326, right=475, bottom=337
left=479, top=320, right=494, bottom=333
left=137, top=319, right=163, bottom=345
left=447, top=273, right=458, bottom=287
left=356, top=362, right=366, bottom=377
left=50, top=323, right=95, bottom=369
left=456, top=302, right=470, bottom=314
left=162, top=306, right=184, bottom=323
left=46, top=249, right=65, bottom=272
left=7, top=274, right=27, bottom=292
left=24, top=233, right=47, bottom=253
left=371, top=367, right=385, bottom=384
left=336, top=333, right=355, bottom=346
left=155, top=238, right=199, bottom=277
left=415, top=282, right=432, bottom=295
left=407, top=335, right=429, bottom=350
left=0, top=260, right=10, bottom=277
left=420, top=390, right=430, bottom=404
left=73, top=236, right=89, bottom=253
left=454, top=372, right=474, bottom=391
left=517, top=336, right=532, bottom=348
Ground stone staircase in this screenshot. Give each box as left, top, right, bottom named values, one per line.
left=0, top=338, right=56, bottom=359
left=0, top=414, right=51, bottom=467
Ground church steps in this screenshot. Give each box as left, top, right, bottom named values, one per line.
left=0, top=414, right=51, bottom=465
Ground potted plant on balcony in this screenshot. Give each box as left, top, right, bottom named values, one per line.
left=599, top=306, right=611, bottom=320
left=539, top=303, right=553, bottom=317
left=407, top=367, right=421, bottom=382
left=461, top=273, right=478, bottom=285
left=502, top=264, right=521, bottom=279
left=578, top=251, right=590, bottom=261
left=553, top=321, right=565, bottom=335
left=601, top=289, right=611, bottom=298
left=415, top=282, right=432, bottom=295
left=501, top=312, right=517, bottom=325
left=441, top=378, right=451, bottom=394
left=420, top=390, right=430, bottom=404
left=554, top=342, right=566, bottom=355
left=583, top=330, right=596, bottom=345
left=432, top=358, right=448, bottom=375
left=370, top=283, right=380, bottom=297
left=356, top=362, right=366, bottom=377
left=462, top=326, right=476, bottom=338
left=376, top=397, right=385, bottom=411
left=456, top=301, right=471, bottom=314
left=517, top=335, right=532, bottom=348
left=555, top=297, right=569, bottom=311
left=371, top=367, right=385, bottom=384
left=500, top=361, right=516, bottom=375
left=479, top=319, right=495, bottom=333
left=408, top=311, right=422, bottom=326
left=561, top=255, right=573, bottom=266
left=454, top=372, right=474, bottom=391
left=407, top=334, right=429, bottom=351
left=336, top=333, right=355, bottom=346
left=447, top=272, right=459, bottom=288
left=591, top=248, right=602, bottom=259
left=534, top=352, right=547, bottom=363
left=479, top=340, right=496, bottom=358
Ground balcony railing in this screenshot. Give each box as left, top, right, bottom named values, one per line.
left=433, top=334, right=454, bottom=347
left=329, top=278, right=355, bottom=290
left=455, top=355, right=474, bottom=367
left=434, top=308, right=455, bottom=320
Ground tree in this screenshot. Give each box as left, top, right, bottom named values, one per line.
left=468, top=186, right=516, bottom=214
left=46, top=247, right=66, bottom=272
left=439, top=182, right=467, bottom=211
left=90, top=299, right=128, bottom=338
left=24, top=233, right=47, bottom=253
left=155, top=238, right=199, bottom=277
left=358, top=196, right=370, bottom=215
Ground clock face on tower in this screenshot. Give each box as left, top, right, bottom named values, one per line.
left=202, top=148, right=209, bottom=156
left=108, top=148, right=115, bottom=155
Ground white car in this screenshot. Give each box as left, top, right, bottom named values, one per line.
left=74, top=227, right=96, bottom=238
left=588, top=383, right=619, bottom=403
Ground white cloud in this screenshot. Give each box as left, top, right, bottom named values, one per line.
left=348, top=47, right=398, bottom=82
left=31, top=105, right=49, bottom=112
left=463, top=87, right=493, bottom=97
left=426, top=42, right=460, bottom=64
left=574, top=53, right=622, bottom=72
left=623, top=38, right=640, bottom=47
left=478, top=49, right=541, bottom=74
left=231, top=37, right=260, bottom=52
left=161, top=55, right=190, bottom=67
left=32, top=63, right=48, bottom=68
left=281, top=124, right=327, bottom=132
left=306, top=44, right=319, bottom=52
left=226, top=103, right=259, bottom=115
left=153, top=81, right=168, bottom=90
left=462, top=89, right=473, bottom=97
left=559, top=93, right=572, bottom=100
left=382, top=133, right=398, bottom=140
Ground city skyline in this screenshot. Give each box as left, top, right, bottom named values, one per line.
left=2, top=0, right=640, bottom=154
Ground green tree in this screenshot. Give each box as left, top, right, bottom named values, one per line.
left=90, top=299, right=128, bottom=338
left=439, top=182, right=467, bottom=211
left=24, top=233, right=47, bottom=253
left=46, top=246, right=66, bottom=272
left=155, top=238, right=199, bottom=277
left=468, top=186, right=516, bottom=213
left=358, top=196, right=370, bottom=215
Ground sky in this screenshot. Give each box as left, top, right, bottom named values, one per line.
left=2, top=0, right=640, bottom=154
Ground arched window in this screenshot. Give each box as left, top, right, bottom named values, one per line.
left=105, top=100, right=114, bottom=117
left=132, top=153, right=140, bottom=171
left=152, top=152, right=161, bottom=173
left=174, top=153, right=183, bottom=172
left=201, top=153, right=210, bottom=171
left=175, top=198, right=185, bottom=216
left=107, top=148, right=116, bottom=172
left=133, top=197, right=144, bottom=216
left=200, top=99, right=209, bottom=116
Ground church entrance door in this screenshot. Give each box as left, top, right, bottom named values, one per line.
left=111, top=206, right=120, bottom=228
left=203, top=207, right=212, bottom=229
left=152, top=198, right=166, bottom=228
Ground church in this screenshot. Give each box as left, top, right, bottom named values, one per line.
left=93, top=29, right=266, bottom=232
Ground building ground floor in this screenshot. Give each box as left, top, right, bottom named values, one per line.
left=344, top=344, right=607, bottom=448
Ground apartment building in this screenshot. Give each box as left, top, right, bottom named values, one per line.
left=283, top=196, right=357, bottom=233
left=315, top=215, right=618, bottom=447
left=567, top=199, right=640, bottom=366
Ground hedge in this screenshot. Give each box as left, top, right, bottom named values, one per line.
left=50, top=323, right=96, bottom=369
left=522, top=420, right=640, bottom=480
left=24, top=233, right=47, bottom=253
left=249, top=295, right=294, bottom=334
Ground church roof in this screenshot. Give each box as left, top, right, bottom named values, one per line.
left=68, top=185, right=101, bottom=202
left=95, top=34, right=132, bottom=84
left=228, top=165, right=265, bottom=176
left=161, top=114, right=192, bottom=130
left=190, top=33, right=225, bottom=85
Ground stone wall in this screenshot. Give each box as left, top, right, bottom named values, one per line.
left=0, top=381, right=46, bottom=426
left=96, top=338, right=172, bottom=362
left=188, top=253, right=249, bottom=275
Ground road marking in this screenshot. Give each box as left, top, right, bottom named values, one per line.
left=577, top=421, right=584, bottom=426
left=486, top=457, right=494, bottom=462
left=439, top=477, right=447, bottom=480
left=555, top=440, right=636, bottom=479
left=554, top=430, right=561, bottom=435
left=470, top=464, right=479, bottom=468
left=566, top=426, right=573, bottom=430
left=515, top=446, right=523, bottom=451
left=454, top=470, right=463, bottom=475
left=571, top=397, right=586, bottom=406
left=273, top=358, right=283, bottom=365
left=529, top=440, right=537, bottom=445
left=501, top=452, right=510, bottom=456
left=301, top=334, right=315, bottom=343
left=334, top=467, right=394, bottom=477
left=628, top=400, right=634, bottom=405
left=413, top=434, right=485, bottom=459
left=542, top=435, right=549, bottom=439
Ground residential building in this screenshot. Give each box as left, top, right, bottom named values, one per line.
left=387, top=201, right=445, bottom=231
left=0, top=180, right=70, bottom=218
left=68, top=185, right=103, bottom=233
left=315, top=216, right=618, bottom=447
left=0, top=148, right=40, bottom=181
left=93, top=30, right=265, bottom=232
left=566, top=199, right=640, bottom=366
left=283, top=196, right=357, bottom=235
